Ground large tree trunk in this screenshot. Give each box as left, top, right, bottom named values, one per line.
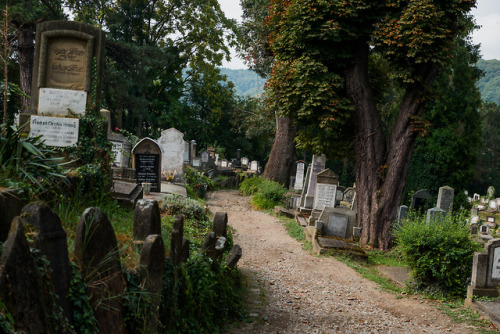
left=345, top=42, right=439, bottom=249
left=17, top=24, right=35, bottom=114
left=262, top=114, right=296, bottom=187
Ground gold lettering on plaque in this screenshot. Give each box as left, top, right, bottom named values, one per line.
left=45, top=38, right=87, bottom=90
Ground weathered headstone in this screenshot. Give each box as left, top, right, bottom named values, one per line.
left=0, top=218, right=50, bottom=333
left=213, top=212, right=228, bottom=239
left=74, top=207, right=126, bottom=334
left=470, top=223, right=479, bottom=235
left=397, top=205, right=408, bottom=225
left=19, top=202, right=72, bottom=323
left=170, top=215, right=188, bottom=265
left=489, top=200, right=498, bottom=211
left=221, top=159, right=229, bottom=168
left=138, top=234, right=164, bottom=333
left=437, top=185, right=454, bottom=213
left=184, top=141, right=190, bottom=164
left=132, top=138, right=162, bottom=192
left=133, top=199, right=161, bottom=241
left=190, top=140, right=197, bottom=159
left=488, top=186, right=496, bottom=199
left=157, top=128, right=185, bottom=181
left=302, top=155, right=327, bottom=209
left=250, top=160, right=258, bottom=172
left=225, top=245, right=242, bottom=269
left=294, top=161, right=306, bottom=192
left=192, top=157, right=201, bottom=168
left=467, top=239, right=500, bottom=299
left=343, top=187, right=355, bottom=203
left=109, top=132, right=131, bottom=168
left=317, top=207, right=356, bottom=239
left=473, top=193, right=480, bottom=201
left=313, top=169, right=339, bottom=211
left=426, top=207, right=446, bottom=223
left=410, top=189, right=431, bottom=213
left=241, top=157, right=249, bottom=167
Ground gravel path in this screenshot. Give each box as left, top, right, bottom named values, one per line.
left=207, top=190, right=483, bottom=334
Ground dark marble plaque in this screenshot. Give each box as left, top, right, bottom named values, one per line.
left=135, top=153, right=160, bottom=192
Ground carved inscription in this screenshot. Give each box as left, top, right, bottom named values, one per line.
left=46, top=38, right=87, bottom=90
left=30, top=116, right=79, bottom=147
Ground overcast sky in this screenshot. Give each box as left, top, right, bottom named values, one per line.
left=219, top=0, right=500, bottom=69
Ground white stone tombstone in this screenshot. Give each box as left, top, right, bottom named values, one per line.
left=192, top=157, right=201, bottom=168
left=313, top=169, right=338, bottom=211
left=157, top=128, right=185, bottom=181
left=241, top=157, right=249, bottom=166
left=109, top=132, right=131, bottom=168
left=488, top=186, right=496, bottom=198
left=38, top=88, right=87, bottom=116
left=303, top=155, right=326, bottom=209
left=473, top=193, right=480, bottom=201
left=489, top=200, right=498, bottom=210
left=184, top=141, right=190, bottom=163
left=250, top=160, right=258, bottom=171
left=437, top=186, right=454, bottom=213
left=221, top=159, right=228, bottom=168
left=294, top=162, right=306, bottom=192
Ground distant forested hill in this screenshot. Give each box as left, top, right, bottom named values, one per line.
left=477, top=59, right=500, bottom=105
left=220, top=68, right=266, bottom=97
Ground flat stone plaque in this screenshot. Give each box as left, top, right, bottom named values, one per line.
left=30, top=115, right=79, bottom=147
left=492, top=247, right=500, bottom=279
left=46, top=37, right=87, bottom=90
left=135, top=154, right=160, bottom=192
left=314, top=184, right=337, bottom=210
left=38, top=88, right=87, bottom=115
left=326, top=213, right=348, bottom=238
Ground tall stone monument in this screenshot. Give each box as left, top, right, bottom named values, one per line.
left=158, top=128, right=185, bottom=182
left=294, top=161, right=306, bottom=193
left=302, top=155, right=326, bottom=210
left=24, top=21, right=105, bottom=147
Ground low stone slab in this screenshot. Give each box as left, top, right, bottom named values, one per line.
left=315, top=236, right=367, bottom=259
left=112, top=180, right=143, bottom=207
left=378, top=266, right=412, bottom=287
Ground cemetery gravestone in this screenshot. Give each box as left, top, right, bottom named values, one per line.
left=474, top=193, right=480, bottom=201
left=468, top=239, right=500, bottom=299
left=133, top=199, right=161, bottom=241
left=207, top=146, right=216, bottom=159
left=411, top=189, right=431, bottom=213
left=192, top=157, right=201, bottom=168
left=157, top=128, right=185, bottom=181
left=313, top=169, right=339, bottom=211
left=19, top=202, right=72, bottom=322
left=294, top=161, right=306, bottom=192
left=241, top=157, right=249, bottom=166
left=109, top=132, right=131, bottom=168
left=184, top=141, right=190, bottom=164
left=397, top=205, right=408, bottom=225
left=488, top=186, right=496, bottom=199
left=489, top=200, right=498, bottom=210
left=0, top=219, right=50, bottom=334
left=317, top=207, right=357, bottom=239
left=303, top=155, right=327, bottom=209
left=74, top=207, right=127, bottom=334
left=221, top=159, right=228, bottom=168
left=426, top=207, right=446, bottom=223
left=132, top=138, right=162, bottom=192
left=437, top=185, right=454, bottom=213
left=250, top=160, right=258, bottom=172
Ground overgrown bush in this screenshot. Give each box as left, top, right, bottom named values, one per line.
left=238, top=176, right=263, bottom=196
left=393, top=212, right=482, bottom=298
left=185, top=166, right=213, bottom=199
left=240, top=177, right=287, bottom=210
left=159, top=194, right=208, bottom=221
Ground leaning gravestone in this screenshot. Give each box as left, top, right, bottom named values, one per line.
left=132, top=138, right=162, bottom=192
left=436, top=185, right=454, bottom=213
left=410, top=189, right=431, bottom=213
left=24, top=21, right=105, bottom=147
left=317, top=207, right=356, bottom=239
left=139, top=234, right=164, bottom=333
left=302, top=155, right=327, bottom=209
left=133, top=199, right=161, bottom=242
left=294, top=161, right=306, bottom=193
left=109, top=132, right=132, bottom=168
left=397, top=205, right=408, bottom=225
left=157, top=128, right=185, bottom=182
left=19, top=202, right=73, bottom=323
left=74, top=207, right=126, bottom=334
left=0, top=218, right=50, bottom=334
left=313, top=169, right=339, bottom=211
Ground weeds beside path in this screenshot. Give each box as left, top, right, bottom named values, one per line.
left=207, top=190, right=490, bottom=333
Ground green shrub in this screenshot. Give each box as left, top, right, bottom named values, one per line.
left=393, top=212, right=482, bottom=298
left=159, top=194, right=208, bottom=221
left=185, top=166, right=213, bottom=199
left=250, top=179, right=287, bottom=210
left=238, top=176, right=263, bottom=196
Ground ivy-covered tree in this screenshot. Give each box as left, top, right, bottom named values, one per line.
left=266, top=0, right=477, bottom=249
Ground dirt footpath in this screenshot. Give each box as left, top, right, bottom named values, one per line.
left=207, top=190, right=484, bottom=334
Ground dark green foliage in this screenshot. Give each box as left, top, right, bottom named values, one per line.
left=239, top=176, right=264, bottom=196
left=393, top=213, right=482, bottom=298
left=160, top=257, right=244, bottom=333
left=404, top=35, right=482, bottom=205
left=68, top=262, right=99, bottom=334
left=239, top=177, right=287, bottom=210
left=185, top=166, right=214, bottom=199
left=0, top=124, right=67, bottom=198
left=471, top=101, right=500, bottom=194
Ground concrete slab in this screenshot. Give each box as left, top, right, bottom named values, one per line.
left=160, top=182, right=187, bottom=197
left=468, top=300, right=500, bottom=329
left=378, top=266, right=412, bottom=287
